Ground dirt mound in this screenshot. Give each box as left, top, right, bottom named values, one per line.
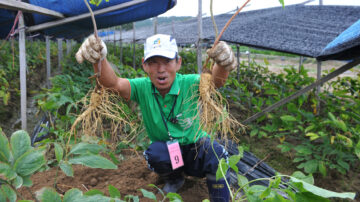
left=19, top=155, right=209, bottom=201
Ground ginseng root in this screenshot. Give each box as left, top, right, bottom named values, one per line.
left=198, top=72, right=244, bottom=141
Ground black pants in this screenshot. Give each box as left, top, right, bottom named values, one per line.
left=143, top=137, right=228, bottom=178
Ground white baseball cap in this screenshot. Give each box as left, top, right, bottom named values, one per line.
left=144, top=34, right=178, bottom=62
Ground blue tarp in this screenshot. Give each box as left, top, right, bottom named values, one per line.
left=0, top=0, right=176, bottom=39
left=318, top=19, right=360, bottom=60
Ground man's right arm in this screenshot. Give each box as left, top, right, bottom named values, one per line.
left=75, top=35, right=131, bottom=100
left=93, top=59, right=131, bottom=100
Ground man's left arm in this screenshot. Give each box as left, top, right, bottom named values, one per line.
left=207, top=41, right=237, bottom=88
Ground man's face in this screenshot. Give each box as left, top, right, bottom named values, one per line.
left=142, top=56, right=181, bottom=96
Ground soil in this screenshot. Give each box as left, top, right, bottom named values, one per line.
left=18, top=154, right=210, bottom=201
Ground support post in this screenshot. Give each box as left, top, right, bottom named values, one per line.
left=46, top=36, right=51, bottom=88
left=57, top=38, right=63, bottom=72
left=237, top=45, right=240, bottom=81
left=19, top=12, right=27, bottom=130
left=113, top=28, right=116, bottom=56
left=132, top=22, right=136, bottom=69
left=119, top=26, right=123, bottom=65
left=299, top=56, right=303, bottom=73
left=316, top=60, right=322, bottom=115
left=66, top=39, right=71, bottom=55
left=197, top=0, right=202, bottom=74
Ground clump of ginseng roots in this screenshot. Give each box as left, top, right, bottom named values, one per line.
left=198, top=70, right=245, bottom=141
left=70, top=84, right=137, bottom=149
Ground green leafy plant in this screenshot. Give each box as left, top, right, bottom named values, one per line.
left=139, top=184, right=183, bottom=202
left=35, top=184, right=138, bottom=202
left=215, top=147, right=356, bottom=202
left=0, top=130, right=46, bottom=202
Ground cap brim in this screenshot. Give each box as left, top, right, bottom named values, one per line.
left=144, top=50, right=176, bottom=62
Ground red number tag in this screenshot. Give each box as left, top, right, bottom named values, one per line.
left=167, top=140, right=184, bottom=170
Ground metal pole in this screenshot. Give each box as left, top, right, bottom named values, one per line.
left=299, top=56, right=303, bottom=73
left=19, top=12, right=27, bottom=130
left=113, top=28, right=116, bottom=56
left=46, top=36, right=51, bottom=88
left=132, top=22, right=136, bottom=69
left=66, top=39, right=71, bottom=55
left=197, top=0, right=202, bottom=74
left=316, top=60, right=322, bottom=115
left=57, top=38, right=63, bottom=72
left=153, top=16, right=158, bottom=34
left=237, top=45, right=240, bottom=81
left=120, top=26, right=123, bottom=65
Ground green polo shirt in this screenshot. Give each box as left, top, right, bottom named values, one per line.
left=128, top=73, right=207, bottom=145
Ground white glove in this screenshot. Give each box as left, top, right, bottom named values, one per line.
left=75, top=34, right=107, bottom=64
left=207, top=41, right=237, bottom=71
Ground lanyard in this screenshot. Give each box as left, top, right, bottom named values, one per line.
left=152, top=85, right=178, bottom=140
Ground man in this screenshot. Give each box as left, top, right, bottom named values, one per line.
left=76, top=34, right=237, bottom=201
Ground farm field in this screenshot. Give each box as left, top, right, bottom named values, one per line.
left=1, top=40, right=359, bottom=201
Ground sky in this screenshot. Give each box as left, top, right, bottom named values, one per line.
left=159, top=0, right=360, bottom=17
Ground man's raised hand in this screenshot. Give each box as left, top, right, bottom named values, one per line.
left=207, top=41, right=237, bottom=71
left=75, top=34, right=107, bottom=64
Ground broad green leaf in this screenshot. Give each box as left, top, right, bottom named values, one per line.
left=304, top=160, right=318, bottom=174
left=12, top=175, right=23, bottom=189
left=250, top=128, right=259, bottom=137
left=305, top=125, right=315, bottom=133
left=0, top=132, right=10, bottom=162
left=294, top=192, right=329, bottom=202
left=291, top=171, right=314, bottom=184
left=166, top=192, right=182, bottom=202
left=290, top=177, right=355, bottom=199
left=335, top=120, right=347, bottom=132
left=1, top=184, right=16, bottom=202
left=10, top=130, right=31, bottom=161
left=68, top=154, right=117, bottom=169
left=60, top=161, right=74, bottom=177
left=139, top=189, right=156, bottom=200
left=39, top=187, right=61, bottom=202
left=108, top=185, right=121, bottom=199
left=69, top=143, right=104, bottom=155
left=228, top=155, right=240, bottom=173
left=0, top=162, right=17, bottom=180
left=271, top=176, right=281, bottom=189
left=54, top=143, right=64, bottom=163
left=215, top=158, right=228, bottom=181
left=22, top=175, right=33, bottom=187
left=259, top=187, right=271, bottom=199
left=336, top=134, right=353, bottom=147
left=63, top=188, right=83, bottom=202
left=85, top=189, right=104, bottom=196
left=277, top=144, right=291, bottom=153
left=247, top=185, right=267, bottom=196
left=294, top=145, right=312, bottom=155
left=237, top=174, right=249, bottom=191
left=13, top=149, right=45, bottom=176
left=305, top=132, right=319, bottom=141
left=18, top=201, right=33, bottom=202
left=355, top=140, right=360, bottom=159
left=337, top=160, right=349, bottom=171
left=280, top=115, right=297, bottom=122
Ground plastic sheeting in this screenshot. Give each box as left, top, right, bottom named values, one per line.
left=0, top=0, right=176, bottom=39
